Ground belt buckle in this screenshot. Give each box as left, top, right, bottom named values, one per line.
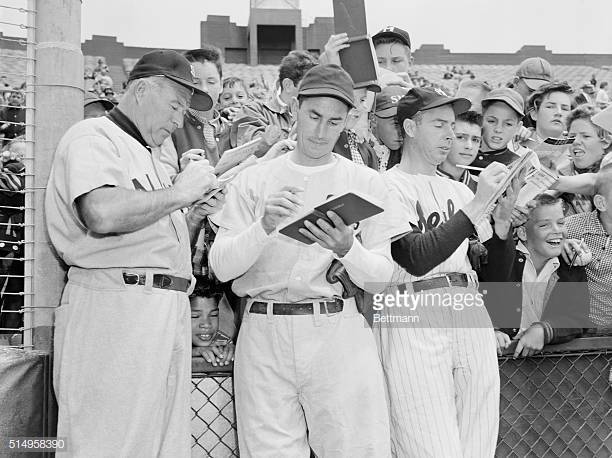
left=159, top=275, right=173, bottom=289
left=123, top=272, right=140, bottom=285
left=445, top=274, right=453, bottom=288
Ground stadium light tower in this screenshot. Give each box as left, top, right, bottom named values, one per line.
left=251, top=0, right=300, bottom=9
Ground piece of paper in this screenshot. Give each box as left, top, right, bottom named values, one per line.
left=214, top=138, right=262, bottom=176
left=514, top=165, right=559, bottom=210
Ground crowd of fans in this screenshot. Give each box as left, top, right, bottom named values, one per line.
left=2, top=21, right=612, bottom=454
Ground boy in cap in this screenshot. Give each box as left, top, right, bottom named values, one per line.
left=373, top=86, right=517, bottom=457
left=209, top=64, right=395, bottom=457
left=369, top=85, right=408, bottom=171
left=511, top=57, right=554, bottom=104
left=373, top=26, right=414, bottom=89
left=510, top=57, right=554, bottom=129
left=471, top=87, right=539, bottom=171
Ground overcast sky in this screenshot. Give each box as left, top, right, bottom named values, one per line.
left=2, top=0, right=612, bottom=54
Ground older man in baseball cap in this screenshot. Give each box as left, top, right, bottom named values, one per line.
left=46, top=49, right=218, bottom=456
left=209, top=64, right=395, bottom=457
left=373, top=86, right=515, bottom=457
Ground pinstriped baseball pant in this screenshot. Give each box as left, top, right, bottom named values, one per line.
left=374, top=285, right=500, bottom=458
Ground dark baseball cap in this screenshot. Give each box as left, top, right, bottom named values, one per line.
left=397, top=87, right=470, bottom=122
left=127, top=50, right=213, bottom=111
left=297, top=64, right=355, bottom=108
left=84, top=92, right=115, bottom=110
left=482, top=87, right=525, bottom=117
left=516, top=57, right=553, bottom=90
left=373, top=26, right=411, bottom=49
left=374, top=85, right=409, bottom=118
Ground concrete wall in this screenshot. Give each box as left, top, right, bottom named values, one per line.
left=2, top=31, right=611, bottom=69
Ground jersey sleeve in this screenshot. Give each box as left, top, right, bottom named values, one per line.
left=61, top=134, right=125, bottom=213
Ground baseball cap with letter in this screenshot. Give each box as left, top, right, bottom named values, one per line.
left=374, top=85, right=409, bottom=118
left=482, top=87, right=525, bottom=117
left=297, top=64, right=355, bottom=108
left=372, top=26, right=411, bottom=49
left=515, top=57, right=553, bottom=90
left=397, top=87, right=470, bottom=122
left=128, top=50, right=213, bottom=111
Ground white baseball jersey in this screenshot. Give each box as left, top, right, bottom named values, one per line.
left=45, top=117, right=191, bottom=278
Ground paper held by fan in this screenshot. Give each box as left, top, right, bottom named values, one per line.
left=482, top=148, right=538, bottom=216
left=514, top=165, right=559, bottom=210
left=214, top=138, right=262, bottom=176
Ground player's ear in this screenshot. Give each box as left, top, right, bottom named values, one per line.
left=289, top=96, right=298, bottom=116
left=593, top=193, right=608, bottom=212
left=402, top=118, right=416, bottom=138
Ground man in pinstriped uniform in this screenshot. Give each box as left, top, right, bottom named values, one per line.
left=372, top=87, right=518, bottom=457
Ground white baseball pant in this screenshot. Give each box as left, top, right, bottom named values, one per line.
left=53, top=267, right=192, bottom=458
left=234, top=298, right=391, bottom=458
left=375, top=285, right=500, bottom=458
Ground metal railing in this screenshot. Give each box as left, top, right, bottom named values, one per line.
left=0, top=0, right=36, bottom=350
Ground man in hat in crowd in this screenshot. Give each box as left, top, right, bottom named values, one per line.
left=46, top=50, right=219, bottom=456
left=83, top=92, right=116, bottom=119
left=575, top=81, right=597, bottom=106
left=509, top=57, right=554, bottom=128
left=372, top=87, right=517, bottom=457
left=209, top=64, right=397, bottom=457
left=373, top=26, right=415, bottom=89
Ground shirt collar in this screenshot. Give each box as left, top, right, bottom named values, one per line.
left=517, top=240, right=560, bottom=276
left=106, top=107, right=150, bottom=151
left=264, top=90, right=289, bottom=114
left=436, top=166, right=472, bottom=184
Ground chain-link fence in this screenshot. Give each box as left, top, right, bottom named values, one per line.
left=0, top=0, right=35, bottom=350
left=497, top=337, right=612, bottom=458
left=190, top=337, right=612, bottom=457
left=192, top=363, right=238, bottom=457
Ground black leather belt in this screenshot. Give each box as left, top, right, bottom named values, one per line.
left=400, top=273, right=471, bottom=294
left=122, top=271, right=191, bottom=293
left=249, top=298, right=344, bottom=315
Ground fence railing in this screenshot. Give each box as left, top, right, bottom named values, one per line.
left=0, top=0, right=36, bottom=350
left=191, top=335, right=612, bottom=457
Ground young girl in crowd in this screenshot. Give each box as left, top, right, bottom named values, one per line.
left=557, top=104, right=612, bottom=215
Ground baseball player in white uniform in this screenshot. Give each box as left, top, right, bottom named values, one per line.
left=209, top=65, right=398, bottom=457
left=372, top=88, right=515, bottom=457
left=45, top=50, right=219, bottom=457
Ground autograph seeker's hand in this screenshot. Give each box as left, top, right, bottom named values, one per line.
left=261, top=186, right=304, bottom=234
left=197, top=343, right=235, bottom=367
left=299, top=211, right=354, bottom=258
left=495, top=330, right=511, bottom=356
left=514, top=324, right=546, bottom=358
left=561, top=238, right=592, bottom=266
left=319, top=33, right=350, bottom=66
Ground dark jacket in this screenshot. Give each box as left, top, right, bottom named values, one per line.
left=170, top=111, right=231, bottom=169
left=479, top=233, right=591, bottom=344
left=470, top=147, right=520, bottom=174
